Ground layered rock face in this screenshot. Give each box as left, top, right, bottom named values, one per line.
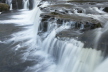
left=38, top=1, right=108, bottom=37
left=37, top=1, right=108, bottom=52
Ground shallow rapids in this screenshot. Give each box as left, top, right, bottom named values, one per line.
left=0, top=0, right=108, bottom=72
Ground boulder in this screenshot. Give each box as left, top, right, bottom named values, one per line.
left=103, top=7, right=108, bottom=13
left=0, top=3, right=10, bottom=12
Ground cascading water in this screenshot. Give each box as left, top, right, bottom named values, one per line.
left=37, top=1, right=108, bottom=72
left=6, top=0, right=12, bottom=10
left=40, top=18, right=103, bottom=72
left=23, top=0, right=29, bottom=9
left=0, top=0, right=108, bottom=72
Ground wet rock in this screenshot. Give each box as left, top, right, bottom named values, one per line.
left=12, top=0, right=24, bottom=9
left=38, top=4, right=42, bottom=7
left=40, top=7, right=50, bottom=12
left=41, top=18, right=47, bottom=22
left=43, top=22, right=48, bottom=32
left=77, top=10, right=83, bottom=13
left=65, top=10, right=68, bottom=13
left=51, top=12, right=60, bottom=15
left=75, top=22, right=81, bottom=29
left=11, top=0, right=17, bottom=9
left=0, top=3, right=10, bottom=12
left=90, top=23, right=102, bottom=29
left=89, top=2, right=96, bottom=5
left=103, top=7, right=108, bottom=13
left=0, top=0, right=6, bottom=3
left=41, top=13, right=102, bottom=31
left=39, top=22, right=48, bottom=32
left=40, top=14, right=51, bottom=19
left=17, top=0, right=23, bottom=9
left=56, top=29, right=82, bottom=39
left=57, top=19, right=63, bottom=24
left=73, top=21, right=102, bottom=31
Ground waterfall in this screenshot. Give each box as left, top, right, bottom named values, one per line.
left=23, top=0, right=29, bottom=9
left=37, top=1, right=108, bottom=71
left=40, top=20, right=103, bottom=72
left=94, top=58, right=108, bottom=72
left=1, top=0, right=108, bottom=72
left=6, top=0, right=12, bottom=10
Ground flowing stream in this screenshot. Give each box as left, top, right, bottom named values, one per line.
left=0, top=0, right=108, bottom=72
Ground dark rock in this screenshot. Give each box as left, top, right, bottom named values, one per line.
left=17, top=0, right=23, bottom=9
left=41, top=18, right=47, bottom=22
left=12, top=0, right=24, bottom=9
left=40, top=15, right=51, bottom=19
left=38, top=4, right=42, bottom=7
left=90, top=23, right=102, bottom=29
left=38, top=22, right=48, bottom=32
left=0, top=3, right=10, bottom=12
left=75, top=22, right=81, bottom=29
left=12, top=0, right=18, bottom=9
left=11, top=0, right=33, bottom=9
left=29, top=0, right=33, bottom=10
left=77, top=10, right=83, bottom=13
left=0, top=0, right=6, bottom=3
left=60, top=12, right=66, bottom=14
left=49, top=17, right=55, bottom=21
left=51, top=12, right=60, bottom=15
left=56, top=29, right=82, bottom=39
left=65, top=10, right=68, bottom=13
left=89, top=2, right=96, bottom=5
left=43, top=22, right=48, bottom=32
left=103, top=7, right=108, bottom=13
left=57, top=19, right=63, bottom=24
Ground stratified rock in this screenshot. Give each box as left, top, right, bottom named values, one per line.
left=0, top=3, right=10, bottom=12
left=56, top=29, right=82, bottom=39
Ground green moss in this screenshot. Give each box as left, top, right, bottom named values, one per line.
left=51, top=12, right=60, bottom=15
left=0, top=3, right=10, bottom=12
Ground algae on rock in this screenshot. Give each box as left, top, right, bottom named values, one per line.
left=0, top=3, right=10, bottom=12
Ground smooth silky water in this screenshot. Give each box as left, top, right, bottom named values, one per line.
left=0, top=0, right=108, bottom=72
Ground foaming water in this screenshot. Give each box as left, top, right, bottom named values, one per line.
left=55, top=41, right=102, bottom=72
left=23, top=0, right=29, bottom=9
left=1, top=1, right=108, bottom=72
left=42, top=29, right=103, bottom=72
left=6, top=0, right=12, bottom=10
left=94, top=58, right=108, bottom=72
left=0, top=0, right=56, bottom=72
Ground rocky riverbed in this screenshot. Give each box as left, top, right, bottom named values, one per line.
left=0, top=0, right=108, bottom=72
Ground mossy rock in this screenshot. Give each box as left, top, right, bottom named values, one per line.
left=0, top=3, right=10, bottom=12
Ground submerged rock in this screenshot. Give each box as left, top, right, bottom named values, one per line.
left=0, top=3, right=10, bottom=12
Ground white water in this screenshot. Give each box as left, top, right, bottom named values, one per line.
left=41, top=25, right=103, bottom=72
left=94, top=58, right=108, bottom=72
left=37, top=2, right=108, bottom=71
left=23, top=0, right=29, bottom=9
left=6, top=0, right=12, bottom=10
left=1, top=1, right=108, bottom=72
